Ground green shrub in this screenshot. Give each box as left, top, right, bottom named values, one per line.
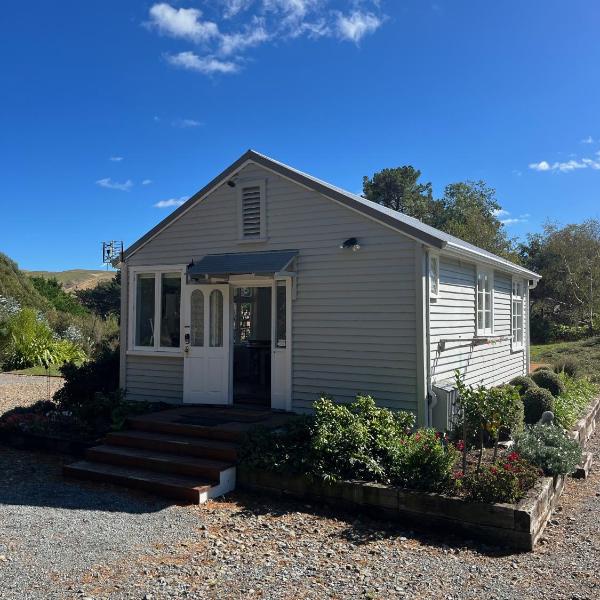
left=553, top=373, right=598, bottom=429
left=514, top=424, right=582, bottom=476
left=509, top=376, right=538, bottom=396
left=390, top=429, right=459, bottom=492
left=310, top=394, right=415, bottom=482
left=552, top=358, right=581, bottom=379
left=531, top=369, right=566, bottom=397
left=462, top=453, right=541, bottom=504
left=0, top=308, right=85, bottom=370
left=522, top=387, right=555, bottom=424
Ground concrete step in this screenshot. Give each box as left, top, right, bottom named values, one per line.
left=64, top=460, right=215, bottom=503
left=126, top=414, right=247, bottom=442
left=86, top=444, right=233, bottom=480
left=105, top=430, right=239, bottom=462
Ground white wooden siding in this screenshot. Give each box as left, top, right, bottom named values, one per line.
left=430, top=256, right=527, bottom=388
left=126, top=163, right=419, bottom=414
left=126, top=354, right=183, bottom=403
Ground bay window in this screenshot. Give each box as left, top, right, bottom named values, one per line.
left=476, top=267, right=494, bottom=336
left=132, top=269, right=183, bottom=351
left=512, top=279, right=524, bottom=350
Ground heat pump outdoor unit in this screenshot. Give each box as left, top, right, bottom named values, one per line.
left=431, top=381, right=461, bottom=432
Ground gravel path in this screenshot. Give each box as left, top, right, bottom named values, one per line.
left=0, top=431, right=599, bottom=600
left=0, top=373, right=64, bottom=415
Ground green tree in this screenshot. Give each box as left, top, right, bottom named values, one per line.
left=521, top=220, right=600, bottom=335
left=363, top=168, right=517, bottom=260
left=75, top=271, right=121, bottom=319
left=362, top=166, right=434, bottom=222
left=30, top=276, right=88, bottom=316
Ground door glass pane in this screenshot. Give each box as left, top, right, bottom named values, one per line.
left=190, top=289, right=204, bottom=346
left=135, top=274, right=155, bottom=346
left=210, top=289, right=223, bottom=347
left=160, top=273, right=181, bottom=347
left=276, top=281, right=287, bottom=348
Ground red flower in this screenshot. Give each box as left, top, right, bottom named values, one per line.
left=435, top=431, right=442, bottom=439
left=414, top=433, right=422, bottom=441
left=490, top=466, right=498, bottom=475
left=507, top=451, right=520, bottom=463
left=455, top=440, right=465, bottom=451
left=453, top=470, right=464, bottom=480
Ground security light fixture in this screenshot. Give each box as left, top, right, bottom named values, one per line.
left=340, top=237, right=361, bottom=252
left=227, top=179, right=236, bottom=188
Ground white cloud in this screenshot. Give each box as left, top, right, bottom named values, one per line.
left=581, top=135, right=594, bottom=144
left=166, top=51, right=239, bottom=74
left=501, top=217, right=527, bottom=226
left=109, top=156, right=124, bottom=162
left=142, top=179, right=153, bottom=185
left=147, top=2, right=385, bottom=76
left=529, top=157, right=600, bottom=173
left=96, top=178, right=133, bottom=191
left=492, top=208, right=510, bottom=217
left=155, top=196, right=188, bottom=208
left=148, top=3, right=219, bottom=42
left=172, top=118, right=203, bottom=128
left=219, top=19, right=270, bottom=55
left=335, top=11, right=382, bottom=43
left=222, top=0, right=254, bottom=19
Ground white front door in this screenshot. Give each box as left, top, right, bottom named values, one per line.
left=183, top=285, right=231, bottom=404
left=270, top=277, right=292, bottom=411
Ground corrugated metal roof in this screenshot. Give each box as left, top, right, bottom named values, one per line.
left=124, top=149, right=540, bottom=280
left=187, top=250, right=298, bottom=278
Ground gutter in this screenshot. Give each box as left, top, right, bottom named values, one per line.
left=424, top=248, right=437, bottom=426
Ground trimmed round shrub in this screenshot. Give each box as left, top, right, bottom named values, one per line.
left=552, top=358, right=581, bottom=379
left=531, top=369, right=566, bottom=397
left=509, top=376, right=538, bottom=396
left=522, top=387, right=555, bottom=424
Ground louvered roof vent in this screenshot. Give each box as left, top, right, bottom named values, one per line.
left=238, top=180, right=266, bottom=241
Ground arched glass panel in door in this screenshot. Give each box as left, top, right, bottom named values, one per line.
left=209, top=289, right=223, bottom=347
left=190, top=289, right=204, bottom=346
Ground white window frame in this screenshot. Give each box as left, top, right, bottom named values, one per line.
left=511, top=277, right=525, bottom=351
left=476, top=266, right=494, bottom=336
left=429, top=252, right=440, bottom=300
left=129, top=265, right=186, bottom=354
left=237, top=179, right=267, bottom=243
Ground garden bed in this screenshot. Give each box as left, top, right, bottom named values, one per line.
left=0, top=429, right=96, bottom=456
left=239, top=394, right=600, bottom=552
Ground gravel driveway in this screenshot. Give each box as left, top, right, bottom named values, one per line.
left=0, top=373, right=64, bottom=415
left=1, top=432, right=599, bottom=599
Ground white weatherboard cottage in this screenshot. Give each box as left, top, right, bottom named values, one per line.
left=119, top=150, right=541, bottom=429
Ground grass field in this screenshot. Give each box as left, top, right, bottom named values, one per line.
left=531, top=336, right=600, bottom=382
left=6, top=365, right=63, bottom=377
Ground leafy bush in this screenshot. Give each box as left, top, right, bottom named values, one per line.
left=389, top=429, right=459, bottom=492
left=238, top=416, right=315, bottom=474
left=462, top=452, right=541, bottom=504
left=0, top=308, right=85, bottom=370
left=552, top=358, right=581, bottom=379
left=522, top=387, right=555, bottom=424
left=531, top=369, right=566, bottom=397
left=553, top=374, right=599, bottom=429
left=29, top=276, right=88, bottom=316
left=514, top=424, right=582, bottom=476
left=509, top=375, right=538, bottom=396
left=54, top=344, right=120, bottom=412
left=310, top=394, right=415, bottom=482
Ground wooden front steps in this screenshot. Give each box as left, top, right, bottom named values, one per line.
left=63, top=405, right=289, bottom=504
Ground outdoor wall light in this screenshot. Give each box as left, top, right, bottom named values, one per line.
left=340, top=237, right=361, bottom=251
left=227, top=179, right=237, bottom=188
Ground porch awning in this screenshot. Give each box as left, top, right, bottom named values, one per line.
left=187, top=249, right=298, bottom=279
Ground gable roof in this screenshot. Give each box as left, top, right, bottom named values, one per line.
left=124, top=149, right=540, bottom=279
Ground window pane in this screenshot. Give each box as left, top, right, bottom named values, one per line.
left=485, top=308, right=491, bottom=330
left=210, top=290, right=223, bottom=347
left=160, top=273, right=181, bottom=348
left=135, top=274, right=155, bottom=347
left=276, top=281, right=287, bottom=348
left=190, top=289, right=204, bottom=347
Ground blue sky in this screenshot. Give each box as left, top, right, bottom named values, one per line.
left=1, top=1, right=599, bottom=270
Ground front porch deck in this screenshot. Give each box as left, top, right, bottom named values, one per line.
left=64, top=405, right=292, bottom=503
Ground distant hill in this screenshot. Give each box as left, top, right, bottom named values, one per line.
left=25, top=269, right=116, bottom=292
left=0, top=252, right=50, bottom=310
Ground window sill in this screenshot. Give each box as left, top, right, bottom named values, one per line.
left=127, top=350, right=184, bottom=358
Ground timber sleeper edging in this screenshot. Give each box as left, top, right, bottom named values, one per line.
left=238, top=394, right=600, bottom=552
